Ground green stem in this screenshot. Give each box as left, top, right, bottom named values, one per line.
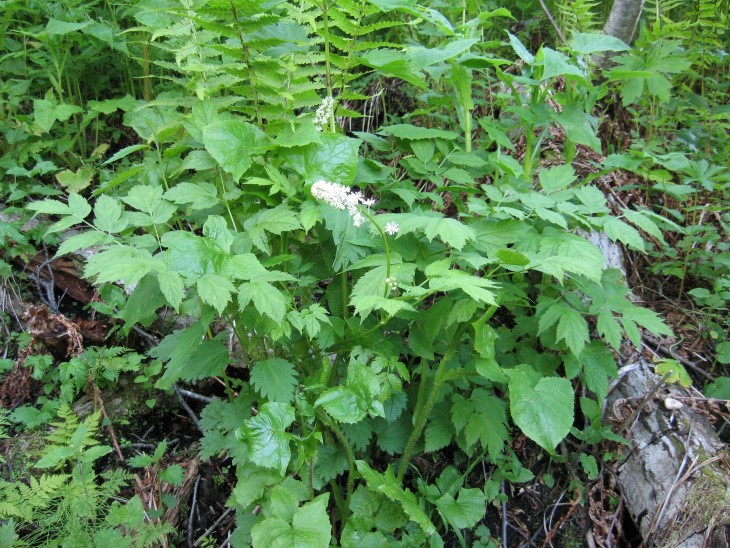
left=341, top=271, right=348, bottom=320
left=358, top=208, right=392, bottom=295
left=397, top=325, right=467, bottom=482
left=229, top=0, right=262, bottom=125
left=317, top=409, right=355, bottom=516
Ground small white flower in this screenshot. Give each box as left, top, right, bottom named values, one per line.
left=384, top=222, right=400, bottom=235
left=362, top=197, right=376, bottom=208
left=313, top=96, right=336, bottom=131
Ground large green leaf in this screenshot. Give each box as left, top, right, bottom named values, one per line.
left=569, top=33, right=630, bottom=55
left=507, top=369, right=574, bottom=452
left=555, top=306, right=589, bottom=357
left=250, top=358, right=298, bottom=403
left=356, top=462, right=437, bottom=536
left=290, top=134, right=361, bottom=186
left=152, top=309, right=215, bottom=389
left=197, top=274, right=235, bottom=314
left=203, top=120, right=262, bottom=182
left=251, top=495, right=331, bottom=548
left=315, top=363, right=383, bottom=423
left=434, top=488, right=486, bottom=530
left=239, top=402, right=295, bottom=475
left=238, top=281, right=288, bottom=324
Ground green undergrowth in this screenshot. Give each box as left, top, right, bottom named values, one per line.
left=1, top=0, right=728, bottom=545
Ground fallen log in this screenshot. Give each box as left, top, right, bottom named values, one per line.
left=606, top=360, right=730, bottom=547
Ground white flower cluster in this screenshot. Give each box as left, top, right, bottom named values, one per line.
left=385, top=276, right=399, bottom=293
left=384, top=222, right=400, bottom=235
left=313, top=96, right=335, bottom=131
left=311, top=180, right=371, bottom=227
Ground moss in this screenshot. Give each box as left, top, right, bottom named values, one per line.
left=664, top=461, right=730, bottom=547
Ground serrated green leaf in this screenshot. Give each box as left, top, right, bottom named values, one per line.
left=152, top=309, right=214, bottom=389
left=424, top=402, right=453, bottom=452
left=203, top=120, right=261, bottom=182
left=240, top=402, right=294, bottom=475
left=352, top=296, right=415, bottom=318
left=356, top=462, right=436, bottom=536
left=536, top=229, right=605, bottom=282
left=619, top=304, right=673, bottom=337
left=621, top=208, right=666, bottom=244
left=538, top=47, right=585, bottom=81
left=251, top=495, right=331, bottom=548
left=507, top=31, right=534, bottom=64
left=27, top=198, right=70, bottom=216
left=597, top=310, right=623, bottom=350
left=507, top=370, right=574, bottom=452
left=244, top=205, right=302, bottom=254
left=68, top=193, right=92, bottom=219
left=578, top=341, right=618, bottom=401
left=197, top=274, right=235, bottom=314
left=164, top=182, right=219, bottom=209
left=93, top=194, right=127, bottom=233
left=451, top=390, right=508, bottom=458
left=315, top=445, right=348, bottom=482
left=157, top=271, right=184, bottom=310
left=160, top=464, right=185, bottom=486
left=429, top=272, right=497, bottom=304
left=556, top=306, right=589, bottom=356
left=85, top=246, right=156, bottom=286
left=539, top=164, right=577, bottom=193
left=250, top=358, right=298, bottom=403
left=299, top=202, right=322, bottom=231
left=602, top=217, right=645, bottom=251
left=315, top=363, right=383, bottom=423
left=56, top=231, right=111, bottom=257
left=238, top=281, right=288, bottom=324
left=290, top=133, right=361, bottom=186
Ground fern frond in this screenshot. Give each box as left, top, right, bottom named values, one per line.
left=556, top=0, right=600, bottom=36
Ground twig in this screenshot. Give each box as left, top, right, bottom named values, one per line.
left=193, top=508, right=234, bottom=547
left=642, top=334, right=715, bottom=381
left=174, top=384, right=204, bottom=434
left=617, top=370, right=671, bottom=434
left=537, top=0, right=567, bottom=45
left=188, top=475, right=201, bottom=548
left=132, top=325, right=160, bottom=346
left=92, top=380, right=125, bottom=461
left=502, top=481, right=509, bottom=548
left=177, top=387, right=213, bottom=404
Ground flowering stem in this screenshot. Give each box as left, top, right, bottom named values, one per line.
left=358, top=208, right=392, bottom=295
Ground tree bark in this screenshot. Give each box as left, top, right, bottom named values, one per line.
left=606, top=361, right=730, bottom=547
left=603, top=0, right=645, bottom=44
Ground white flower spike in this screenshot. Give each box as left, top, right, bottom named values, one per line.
left=311, top=180, right=376, bottom=229
left=313, top=96, right=336, bottom=131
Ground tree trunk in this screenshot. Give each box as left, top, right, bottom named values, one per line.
left=603, top=0, right=645, bottom=44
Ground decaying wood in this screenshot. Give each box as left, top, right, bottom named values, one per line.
left=606, top=360, right=730, bottom=547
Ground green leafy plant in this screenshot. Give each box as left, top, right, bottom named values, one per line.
left=6, top=0, right=728, bottom=545
left=0, top=404, right=173, bottom=546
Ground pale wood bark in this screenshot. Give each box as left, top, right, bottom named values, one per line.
left=603, top=0, right=645, bottom=44
left=605, top=358, right=730, bottom=546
